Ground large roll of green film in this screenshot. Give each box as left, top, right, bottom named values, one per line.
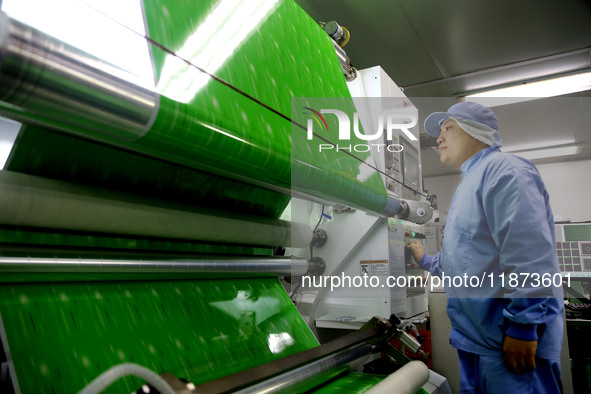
left=0, top=0, right=389, bottom=217
left=7, top=125, right=290, bottom=219
left=0, top=278, right=319, bottom=393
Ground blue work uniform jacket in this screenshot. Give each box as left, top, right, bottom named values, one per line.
left=421, top=146, right=564, bottom=359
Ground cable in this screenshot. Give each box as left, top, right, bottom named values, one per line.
left=77, top=1, right=429, bottom=200
left=309, top=205, right=325, bottom=260
left=77, top=363, right=175, bottom=394
left=313, top=205, right=326, bottom=233
left=292, top=205, right=325, bottom=303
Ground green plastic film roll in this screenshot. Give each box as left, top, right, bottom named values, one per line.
left=0, top=278, right=319, bottom=393
left=0, top=0, right=389, bottom=216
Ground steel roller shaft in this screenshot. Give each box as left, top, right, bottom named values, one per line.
left=0, top=256, right=309, bottom=276
left=0, top=11, right=158, bottom=141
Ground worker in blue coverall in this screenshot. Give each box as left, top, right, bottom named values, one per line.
left=406, top=102, right=564, bottom=393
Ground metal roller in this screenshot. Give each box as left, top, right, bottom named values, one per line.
left=0, top=256, right=309, bottom=276
left=364, top=360, right=430, bottom=394
left=331, top=39, right=357, bottom=81
left=403, top=199, right=433, bottom=224
left=234, top=343, right=372, bottom=393
left=380, top=194, right=433, bottom=224
left=380, top=194, right=404, bottom=217
left=0, top=170, right=312, bottom=248
left=0, top=11, right=158, bottom=141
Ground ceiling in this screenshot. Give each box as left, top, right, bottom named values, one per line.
left=295, top=0, right=591, bottom=177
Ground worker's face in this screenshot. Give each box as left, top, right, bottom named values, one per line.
left=436, top=119, right=482, bottom=168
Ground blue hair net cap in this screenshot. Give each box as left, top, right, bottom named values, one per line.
left=424, top=102, right=502, bottom=147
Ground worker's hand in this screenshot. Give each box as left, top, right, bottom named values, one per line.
left=502, top=336, right=537, bottom=374
left=405, top=241, right=425, bottom=264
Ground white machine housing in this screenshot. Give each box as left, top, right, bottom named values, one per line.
left=292, top=66, right=430, bottom=331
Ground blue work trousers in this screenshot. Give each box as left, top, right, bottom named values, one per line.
left=457, top=349, right=561, bottom=393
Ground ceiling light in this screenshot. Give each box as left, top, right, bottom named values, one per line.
left=508, top=145, right=582, bottom=161
left=464, top=71, right=591, bottom=106
left=502, top=139, right=575, bottom=153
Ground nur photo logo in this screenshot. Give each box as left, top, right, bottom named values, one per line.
left=302, top=106, right=417, bottom=153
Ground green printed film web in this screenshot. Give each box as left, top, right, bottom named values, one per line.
left=2, top=0, right=391, bottom=232
left=142, top=0, right=388, bottom=214
left=6, top=126, right=290, bottom=220
left=291, top=97, right=389, bottom=213
left=0, top=279, right=319, bottom=393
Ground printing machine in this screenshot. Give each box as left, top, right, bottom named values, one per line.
left=0, top=1, right=449, bottom=392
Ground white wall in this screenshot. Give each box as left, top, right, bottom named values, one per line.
left=423, top=173, right=461, bottom=223
left=424, top=159, right=591, bottom=224
left=536, top=160, right=591, bottom=222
